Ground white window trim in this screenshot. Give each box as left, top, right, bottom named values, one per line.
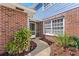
left=27, top=16, right=30, bottom=28
left=63, top=18, right=65, bottom=35
left=43, top=18, right=65, bottom=36
left=29, top=21, right=36, bottom=38
left=43, top=33, right=58, bottom=36
left=51, top=20, right=53, bottom=34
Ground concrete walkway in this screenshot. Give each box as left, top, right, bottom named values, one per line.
left=27, top=38, right=51, bottom=56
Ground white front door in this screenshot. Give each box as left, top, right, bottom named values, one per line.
left=30, top=22, right=36, bottom=38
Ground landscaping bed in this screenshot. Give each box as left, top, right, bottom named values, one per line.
left=50, top=35, right=79, bottom=56
left=40, top=38, right=53, bottom=45
left=0, top=41, right=37, bottom=56
left=50, top=43, right=79, bottom=56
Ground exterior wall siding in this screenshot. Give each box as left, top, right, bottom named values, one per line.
left=0, top=6, right=27, bottom=54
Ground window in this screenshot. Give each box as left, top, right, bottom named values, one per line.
left=52, top=19, right=64, bottom=35
left=43, top=17, right=64, bottom=35
left=44, top=20, right=52, bottom=34
left=30, top=22, right=36, bottom=35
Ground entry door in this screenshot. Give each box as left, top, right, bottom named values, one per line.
left=30, top=22, right=36, bottom=38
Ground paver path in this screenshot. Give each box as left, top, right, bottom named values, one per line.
left=27, top=38, right=51, bottom=56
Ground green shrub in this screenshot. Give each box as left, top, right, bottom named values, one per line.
left=56, top=34, right=70, bottom=48
left=6, top=40, right=18, bottom=55
left=6, top=28, right=32, bottom=55
left=56, top=34, right=78, bottom=48
left=68, top=36, right=77, bottom=47
left=69, top=35, right=79, bottom=49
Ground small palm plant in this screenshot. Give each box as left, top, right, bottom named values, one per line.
left=69, top=35, right=79, bottom=49
left=15, top=28, right=32, bottom=53
left=55, top=34, right=77, bottom=49
left=6, top=28, right=32, bottom=55
left=55, top=34, right=70, bottom=48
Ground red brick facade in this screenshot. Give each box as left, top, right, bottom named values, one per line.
left=0, top=6, right=28, bottom=54
left=65, top=8, right=79, bottom=36
left=39, top=7, right=79, bottom=42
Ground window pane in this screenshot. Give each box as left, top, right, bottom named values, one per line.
left=44, top=20, right=51, bottom=34
left=30, top=23, right=35, bottom=31
left=43, top=18, right=64, bottom=35
left=52, top=18, right=64, bottom=35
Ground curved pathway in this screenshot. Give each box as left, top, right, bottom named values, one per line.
left=28, top=37, right=51, bottom=56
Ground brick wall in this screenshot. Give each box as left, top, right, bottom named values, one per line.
left=0, top=6, right=28, bottom=54
left=65, top=8, right=79, bottom=36
left=42, top=7, right=79, bottom=42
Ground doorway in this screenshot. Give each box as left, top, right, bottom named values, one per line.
left=30, top=21, right=36, bottom=38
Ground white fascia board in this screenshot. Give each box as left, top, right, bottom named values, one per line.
left=0, top=3, right=36, bottom=17
left=30, top=18, right=41, bottom=22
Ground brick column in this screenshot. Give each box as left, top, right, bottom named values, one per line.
left=0, top=5, right=28, bottom=54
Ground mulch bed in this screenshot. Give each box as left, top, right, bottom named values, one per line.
left=0, top=41, right=37, bottom=56
left=39, top=37, right=79, bottom=56
left=40, top=38, right=53, bottom=45
left=50, top=42, right=79, bottom=56
left=30, top=41, right=37, bottom=51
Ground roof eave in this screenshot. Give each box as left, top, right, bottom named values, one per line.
left=0, top=3, right=36, bottom=17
